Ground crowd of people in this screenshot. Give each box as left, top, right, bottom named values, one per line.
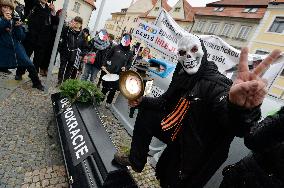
left=1, top=0, right=284, bottom=188
left=0, top=0, right=130, bottom=95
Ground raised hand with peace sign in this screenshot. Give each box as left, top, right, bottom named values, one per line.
left=229, top=47, right=281, bottom=109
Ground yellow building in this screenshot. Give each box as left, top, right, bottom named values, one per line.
left=249, top=0, right=284, bottom=54
left=105, top=8, right=127, bottom=38
left=192, top=0, right=269, bottom=49
left=249, top=0, right=284, bottom=99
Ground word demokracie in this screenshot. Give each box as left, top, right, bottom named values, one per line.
left=60, top=98, right=90, bottom=161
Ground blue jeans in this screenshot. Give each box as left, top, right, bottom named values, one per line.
left=81, top=63, right=99, bottom=82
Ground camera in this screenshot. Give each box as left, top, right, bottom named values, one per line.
left=13, top=11, right=21, bottom=22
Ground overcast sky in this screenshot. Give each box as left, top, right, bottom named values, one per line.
left=88, top=0, right=216, bottom=31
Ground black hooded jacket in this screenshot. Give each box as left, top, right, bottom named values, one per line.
left=24, top=0, right=58, bottom=46
left=140, top=42, right=261, bottom=187
left=244, top=107, right=284, bottom=182
left=102, top=44, right=133, bottom=74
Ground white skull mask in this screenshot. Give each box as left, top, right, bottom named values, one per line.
left=177, top=35, right=204, bottom=75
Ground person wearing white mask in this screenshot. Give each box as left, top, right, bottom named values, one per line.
left=113, top=34, right=281, bottom=188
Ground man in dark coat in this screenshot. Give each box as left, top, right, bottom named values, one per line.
left=220, top=106, right=284, bottom=188
left=100, top=33, right=133, bottom=107
left=114, top=35, right=281, bottom=187
left=57, top=16, right=83, bottom=84
left=15, top=0, right=58, bottom=79
left=0, top=0, right=44, bottom=90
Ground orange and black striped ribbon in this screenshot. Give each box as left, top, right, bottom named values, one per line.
left=161, top=97, right=190, bottom=141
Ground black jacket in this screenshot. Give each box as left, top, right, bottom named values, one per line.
left=85, top=37, right=112, bottom=69
left=103, top=44, right=133, bottom=74
left=245, top=107, right=284, bottom=181
left=59, top=26, right=82, bottom=55
left=140, top=52, right=260, bottom=187
left=24, top=0, right=58, bottom=46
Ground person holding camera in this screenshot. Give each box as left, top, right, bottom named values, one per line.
left=15, top=0, right=58, bottom=79
left=0, top=0, right=44, bottom=90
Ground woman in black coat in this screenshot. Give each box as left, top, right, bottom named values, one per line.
left=220, top=107, right=284, bottom=188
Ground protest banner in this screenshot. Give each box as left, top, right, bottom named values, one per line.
left=132, top=8, right=284, bottom=88
left=133, top=21, right=160, bottom=44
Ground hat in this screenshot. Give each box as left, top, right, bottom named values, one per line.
left=0, top=0, right=15, bottom=10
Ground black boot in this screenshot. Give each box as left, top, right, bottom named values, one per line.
left=26, top=65, right=44, bottom=91
left=113, top=152, right=142, bottom=173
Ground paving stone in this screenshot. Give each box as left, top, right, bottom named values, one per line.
left=0, top=74, right=161, bottom=187
left=41, top=179, right=49, bottom=187
left=32, top=176, right=40, bottom=183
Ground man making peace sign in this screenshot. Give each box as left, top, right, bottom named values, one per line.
left=114, top=35, right=281, bottom=188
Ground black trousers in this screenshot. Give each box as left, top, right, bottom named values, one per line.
left=101, top=79, right=119, bottom=104
left=129, top=107, right=170, bottom=172
left=58, top=52, right=77, bottom=84
left=16, top=41, right=49, bottom=76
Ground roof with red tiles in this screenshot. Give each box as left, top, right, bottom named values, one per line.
left=207, top=0, right=269, bottom=7
left=84, top=0, right=96, bottom=9
left=269, top=0, right=284, bottom=3
left=194, top=6, right=267, bottom=19
left=183, top=0, right=195, bottom=22
left=152, top=0, right=172, bottom=11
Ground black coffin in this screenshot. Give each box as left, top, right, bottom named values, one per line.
left=51, top=93, right=137, bottom=188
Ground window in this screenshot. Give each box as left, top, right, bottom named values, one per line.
left=269, top=68, right=284, bottom=99
left=268, top=17, right=284, bottom=33
left=174, top=7, right=181, bottom=12
left=195, top=21, right=206, bottom=32
left=255, top=50, right=269, bottom=55
left=236, top=26, right=251, bottom=40
left=243, top=8, right=258, bottom=13
left=127, top=17, right=130, bottom=21
left=134, top=18, right=138, bottom=22
left=72, top=2, right=81, bottom=13
left=221, top=24, right=234, bottom=37
left=154, top=7, right=159, bottom=11
left=214, top=7, right=224, bottom=12
left=207, top=22, right=219, bottom=34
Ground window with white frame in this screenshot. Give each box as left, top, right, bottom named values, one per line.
left=195, top=21, right=206, bottom=32
left=269, top=17, right=284, bottom=34
left=154, top=7, right=159, bottom=11
left=221, top=24, right=234, bottom=37
left=207, top=22, right=219, bottom=34
left=174, top=7, right=181, bottom=12
left=214, top=7, right=224, bottom=12
left=255, top=50, right=269, bottom=55
left=236, top=26, right=251, bottom=40
left=243, top=8, right=258, bottom=13
left=130, top=28, right=134, bottom=34
left=72, top=2, right=81, bottom=13
left=268, top=68, right=284, bottom=99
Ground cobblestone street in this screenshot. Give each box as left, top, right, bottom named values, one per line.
left=0, top=72, right=160, bottom=188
